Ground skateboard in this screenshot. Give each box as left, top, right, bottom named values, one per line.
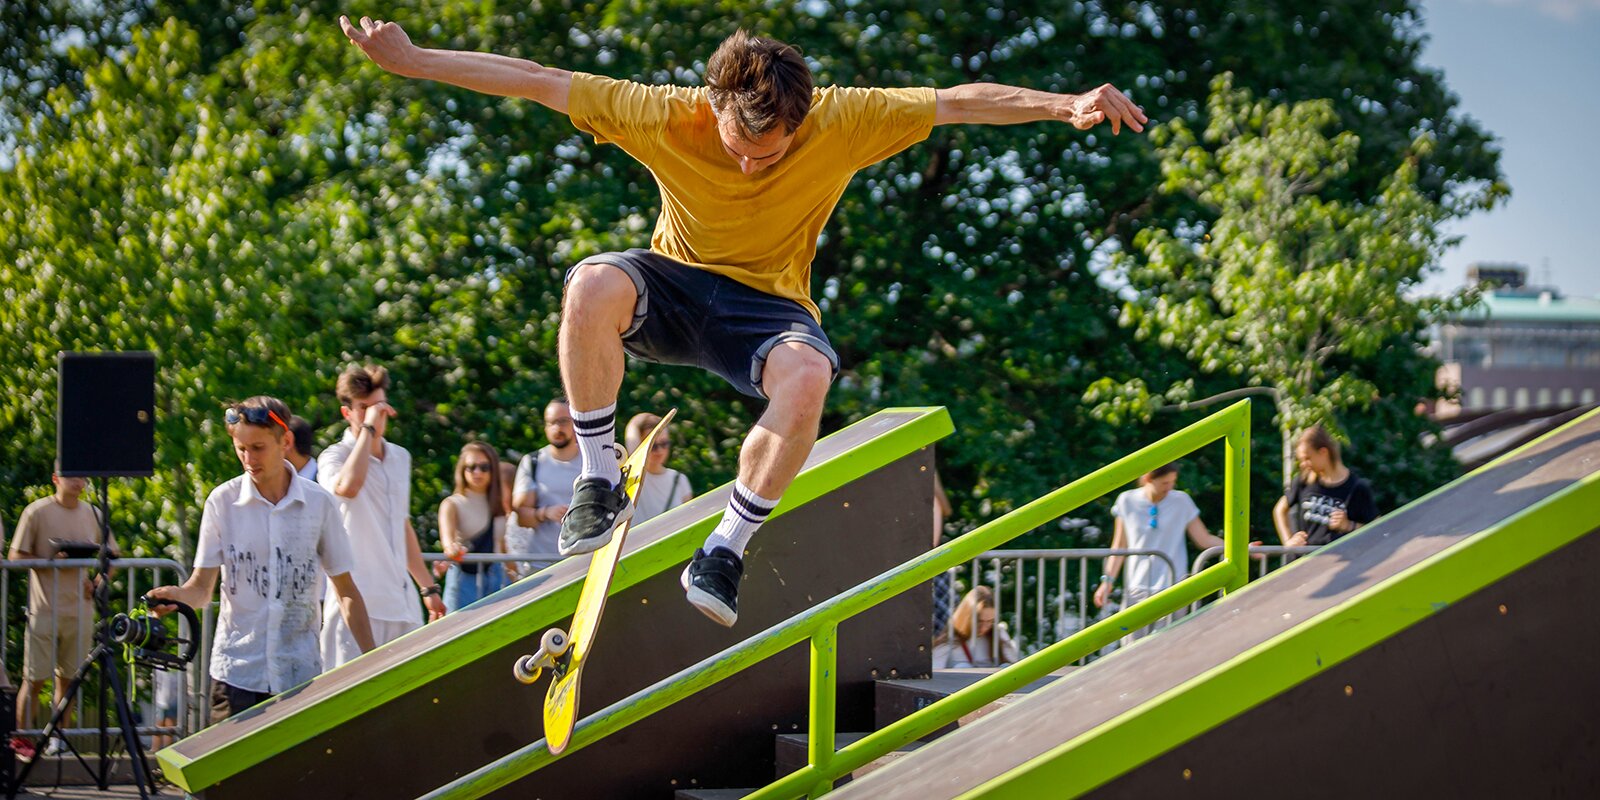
left=513, top=408, right=676, bottom=755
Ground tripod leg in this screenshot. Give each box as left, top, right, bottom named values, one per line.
left=101, top=652, right=155, bottom=800
left=7, top=644, right=103, bottom=798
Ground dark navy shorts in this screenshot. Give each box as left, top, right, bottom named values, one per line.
left=565, top=249, right=839, bottom=399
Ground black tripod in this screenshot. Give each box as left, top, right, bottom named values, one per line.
left=7, top=479, right=158, bottom=800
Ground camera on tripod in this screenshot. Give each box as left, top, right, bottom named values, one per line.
left=106, top=597, right=201, bottom=672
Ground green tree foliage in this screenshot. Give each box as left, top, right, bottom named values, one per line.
left=2, top=1, right=1500, bottom=565
left=1086, top=74, right=1497, bottom=494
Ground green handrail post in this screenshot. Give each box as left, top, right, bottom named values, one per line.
left=1223, top=403, right=1252, bottom=593
left=807, top=624, right=838, bottom=799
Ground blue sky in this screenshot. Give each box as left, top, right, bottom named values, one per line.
left=1419, top=0, right=1600, bottom=297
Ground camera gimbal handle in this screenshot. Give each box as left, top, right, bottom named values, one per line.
left=138, top=595, right=203, bottom=666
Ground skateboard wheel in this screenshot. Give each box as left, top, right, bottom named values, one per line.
left=541, top=628, right=569, bottom=658
left=513, top=654, right=543, bottom=685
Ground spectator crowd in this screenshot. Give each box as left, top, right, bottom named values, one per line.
left=0, top=363, right=694, bottom=743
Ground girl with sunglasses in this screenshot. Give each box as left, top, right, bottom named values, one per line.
left=438, top=442, right=509, bottom=612
left=623, top=413, right=695, bottom=524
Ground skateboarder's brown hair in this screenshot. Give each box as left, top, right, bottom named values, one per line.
left=705, top=29, right=813, bottom=139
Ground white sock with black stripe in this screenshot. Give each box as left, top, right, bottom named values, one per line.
left=572, top=403, right=622, bottom=487
left=703, top=481, right=778, bottom=558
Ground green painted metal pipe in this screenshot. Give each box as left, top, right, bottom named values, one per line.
left=420, top=401, right=1251, bottom=800
left=808, top=624, right=838, bottom=799
left=1223, top=424, right=1251, bottom=593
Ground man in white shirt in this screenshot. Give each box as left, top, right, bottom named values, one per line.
left=510, top=398, right=583, bottom=561
left=318, top=365, right=446, bottom=669
left=149, top=396, right=374, bottom=722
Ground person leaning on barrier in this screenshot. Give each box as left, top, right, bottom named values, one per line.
left=148, top=396, right=375, bottom=723
left=438, top=442, right=510, bottom=613
left=623, top=412, right=694, bottom=524
left=8, top=461, right=118, bottom=743
left=932, top=586, right=1020, bottom=669
left=1273, top=425, right=1378, bottom=548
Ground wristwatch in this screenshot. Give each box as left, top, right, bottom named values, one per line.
left=420, top=584, right=442, bottom=599
left=361, top=423, right=377, bottom=435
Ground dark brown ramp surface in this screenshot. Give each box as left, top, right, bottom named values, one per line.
left=832, top=409, right=1600, bottom=799
left=157, top=408, right=952, bottom=799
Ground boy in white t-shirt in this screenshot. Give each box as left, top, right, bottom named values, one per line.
left=1093, top=463, right=1228, bottom=644
left=149, top=396, right=375, bottom=723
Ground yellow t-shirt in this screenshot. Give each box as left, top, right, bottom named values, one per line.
left=568, top=73, right=937, bottom=321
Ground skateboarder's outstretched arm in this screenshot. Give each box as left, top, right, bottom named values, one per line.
left=339, top=15, right=573, bottom=114
left=933, top=82, right=1148, bottom=135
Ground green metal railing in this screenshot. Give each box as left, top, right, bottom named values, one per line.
left=423, top=400, right=1252, bottom=800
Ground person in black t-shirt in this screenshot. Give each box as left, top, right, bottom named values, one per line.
left=1273, top=425, right=1379, bottom=547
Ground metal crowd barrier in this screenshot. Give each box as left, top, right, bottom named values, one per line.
left=1188, top=544, right=1318, bottom=612
left=940, top=548, right=1179, bottom=665
left=422, top=553, right=561, bottom=602
left=2, top=557, right=205, bottom=745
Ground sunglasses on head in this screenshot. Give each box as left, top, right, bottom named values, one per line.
left=463, top=463, right=493, bottom=474
left=226, top=405, right=290, bottom=435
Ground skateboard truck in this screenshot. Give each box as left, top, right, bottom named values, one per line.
left=512, top=628, right=570, bottom=684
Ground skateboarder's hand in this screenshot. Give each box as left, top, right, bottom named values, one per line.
left=339, top=15, right=419, bottom=77
left=1061, top=84, right=1147, bottom=135
left=1093, top=579, right=1113, bottom=609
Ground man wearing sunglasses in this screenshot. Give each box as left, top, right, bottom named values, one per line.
left=341, top=17, right=1145, bottom=627
left=318, top=364, right=447, bottom=670
left=148, top=397, right=375, bottom=722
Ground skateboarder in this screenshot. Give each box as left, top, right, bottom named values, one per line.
left=340, top=17, right=1147, bottom=626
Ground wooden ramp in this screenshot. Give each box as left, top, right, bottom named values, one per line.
left=156, top=408, right=952, bottom=799
left=831, top=409, right=1600, bottom=799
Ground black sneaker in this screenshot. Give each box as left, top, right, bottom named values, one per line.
left=681, top=546, right=744, bottom=627
left=559, top=476, right=633, bottom=556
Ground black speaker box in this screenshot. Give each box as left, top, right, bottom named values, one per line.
left=57, top=351, right=155, bottom=477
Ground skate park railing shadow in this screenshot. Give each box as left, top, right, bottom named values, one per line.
left=424, top=400, right=1258, bottom=800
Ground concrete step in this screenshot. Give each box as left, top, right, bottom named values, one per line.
left=673, top=789, right=754, bottom=800
left=14, top=753, right=150, bottom=787
left=874, top=667, right=1075, bottom=737
left=774, top=732, right=927, bottom=787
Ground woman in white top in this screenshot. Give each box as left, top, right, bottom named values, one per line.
left=931, top=586, right=1021, bottom=668
left=624, top=412, right=694, bottom=523
left=439, top=442, right=509, bottom=613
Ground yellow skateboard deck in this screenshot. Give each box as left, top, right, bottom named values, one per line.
left=541, top=408, right=675, bottom=755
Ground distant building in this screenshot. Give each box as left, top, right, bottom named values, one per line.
left=1432, top=262, right=1600, bottom=412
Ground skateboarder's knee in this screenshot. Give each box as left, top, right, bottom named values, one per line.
left=763, top=344, right=832, bottom=410
left=563, top=262, right=636, bottom=326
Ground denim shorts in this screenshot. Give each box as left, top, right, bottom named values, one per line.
left=565, top=249, right=840, bottom=399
